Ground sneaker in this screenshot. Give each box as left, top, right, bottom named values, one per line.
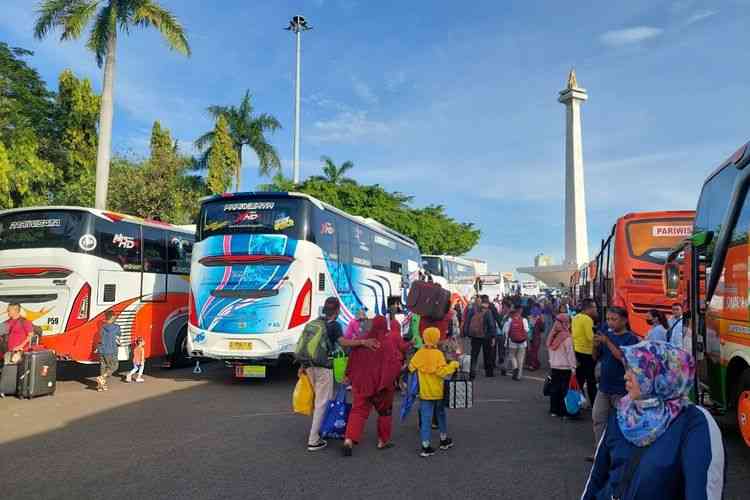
left=124, top=375, right=132, bottom=383
left=420, top=446, right=436, bottom=458
left=500, top=369, right=507, bottom=376
left=549, top=413, right=559, bottom=418
left=135, top=378, right=144, bottom=383
left=307, top=440, right=327, bottom=452
left=439, top=438, right=454, bottom=450
left=431, top=423, right=439, bottom=430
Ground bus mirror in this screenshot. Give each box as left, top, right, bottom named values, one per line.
left=664, top=263, right=680, bottom=298
left=691, top=231, right=713, bottom=248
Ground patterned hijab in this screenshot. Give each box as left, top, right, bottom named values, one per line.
left=617, top=341, right=695, bottom=447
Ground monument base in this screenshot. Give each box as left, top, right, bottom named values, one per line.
left=516, top=264, right=579, bottom=289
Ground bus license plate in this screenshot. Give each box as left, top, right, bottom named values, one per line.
left=235, top=365, right=266, bottom=378
left=229, top=341, right=252, bottom=351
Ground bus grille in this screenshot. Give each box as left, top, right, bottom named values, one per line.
left=631, top=303, right=672, bottom=315
left=115, top=309, right=138, bottom=346
left=631, top=268, right=662, bottom=281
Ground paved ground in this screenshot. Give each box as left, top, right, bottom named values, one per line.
left=1, top=359, right=748, bottom=500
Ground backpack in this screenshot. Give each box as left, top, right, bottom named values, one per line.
left=469, top=310, right=487, bottom=338
left=508, top=317, right=527, bottom=343
left=294, top=319, right=333, bottom=368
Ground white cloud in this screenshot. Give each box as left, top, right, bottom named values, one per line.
left=684, top=10, right=718, bottom=26
left=600, top=26, right=664, bottom=47
left=352, top=77, right=378, bottom=105
left=308, top=111, right=402, bottom=144
left=304, top=92, right=351, bottom=112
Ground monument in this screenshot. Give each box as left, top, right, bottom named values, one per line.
left=517, top=70, right=590, bottom=287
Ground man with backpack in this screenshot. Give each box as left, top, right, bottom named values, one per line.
left=464, top=295, right=497, bottom=380
left=297, top=297, right=378, bottom=452
left=503, top=305, right=530, bottom=381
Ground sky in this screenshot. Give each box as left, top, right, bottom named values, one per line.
left=1, top=0, right=748, bottom=279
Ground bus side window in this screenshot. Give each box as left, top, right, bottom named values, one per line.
left=351, top=223, right=372, bottom=267
left=142, top=227, right=167, bottom=274
left=96, top=219, right=142, bottom=271
left=168, top=232, right=193, bottom=275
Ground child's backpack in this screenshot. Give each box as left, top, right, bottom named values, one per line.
left=294, top=318, right=332, bottom=368
left=508, top=317, right=527, bottom=343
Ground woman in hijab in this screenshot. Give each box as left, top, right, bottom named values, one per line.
left=582, top=341, right=725, bottom=500
left=546, top=313, right=577, bottom=418
left=342, top=315, right=410, bottom=456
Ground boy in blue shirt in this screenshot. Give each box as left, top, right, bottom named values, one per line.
left=589, top=306, right=639, bottom=458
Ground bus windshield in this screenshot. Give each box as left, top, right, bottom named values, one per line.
left=0, top=210, right=92, bottom=252
left=199, top=198, right=307, bottom=241
left=422, top=256, right=443, bottom=276
left=626, top=219, right=693, bottom=264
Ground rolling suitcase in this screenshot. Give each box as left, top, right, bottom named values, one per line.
left=406, top=281, right=451, bottom=320
left=18, top=350, right=56, bottom=399
left=0, top=361, right=19, bottom=396
left=443, top=371, right=473, bottom=409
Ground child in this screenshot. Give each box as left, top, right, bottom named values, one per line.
left=96, top=311, right=121, bottom=392
left=408, top=327, right=460, bottom=457
left=126, top=337, right=145, bottom=383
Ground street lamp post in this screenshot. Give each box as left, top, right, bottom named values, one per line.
left=285, top=15, right=311, bottom=185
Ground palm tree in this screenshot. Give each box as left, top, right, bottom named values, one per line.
left=312, top=156, right=355, bottom=185
left=195, top=91, right=281, bottom=191
left=257, top=173, right=297, bottom=192
left=34, top=0, right=191, bottom=210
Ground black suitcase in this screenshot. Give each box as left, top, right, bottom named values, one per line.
left=0, top=361, right=19, bottom=396
left=18, top=350, right=56, bottom=399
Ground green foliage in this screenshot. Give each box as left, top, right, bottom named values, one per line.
left=51, top=69, right=100, bottom=206
left=34, top=0, right=191, bottom=68
left=108, top=122, right=207, bottom=224
left=206, top=116, right=236, bottom=195
left=257, top=165, right=480, bottom=255
left=0, top=127, right=57, bottom=209
left=310, top=156, right=356, bottom=185
left=196, top=91, right=281, bottom=188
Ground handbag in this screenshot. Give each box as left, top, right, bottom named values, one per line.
left=564, top=374, right=584, bottom=415
left=320, top=386, right=352, bottom=439
left=443, top=371, right=473, bottom=409
left=332, top=350, right=348, bottom=383
left=542, top=374, right=552, bottom=397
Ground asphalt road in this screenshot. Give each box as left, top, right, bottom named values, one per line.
left=1, top=359, right=748, bottom=500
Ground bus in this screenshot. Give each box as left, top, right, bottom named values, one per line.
left=573, top=211, right=694, bottom=335
left=187, top=192, right=422, bottom=377
left=0, top=207, right=195, bottom=365
left=478, top=274, right=505, bottom=300
left=421, top=255, right=478, bottom=306
left=671, top=141, right=750, bottom=447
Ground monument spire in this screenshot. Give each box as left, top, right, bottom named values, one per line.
left=559, top=70, right=589, bottom=266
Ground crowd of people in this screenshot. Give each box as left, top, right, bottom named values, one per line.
left=296, top=286, right=726, bottom=498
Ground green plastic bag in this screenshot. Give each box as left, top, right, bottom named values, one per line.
left=332, top=350, right=348, bottom=383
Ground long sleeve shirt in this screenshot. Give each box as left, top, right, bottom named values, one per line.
left=581, top=406, right=725, bottom=500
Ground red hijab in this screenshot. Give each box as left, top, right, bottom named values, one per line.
left=346, top=315, right=407, bottom=397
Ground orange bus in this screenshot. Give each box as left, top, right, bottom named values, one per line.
left=587, top=211, right=695, bottom=335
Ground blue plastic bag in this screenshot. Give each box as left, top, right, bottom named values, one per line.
left=564, top=376, right=585, bottom=415
left=320, top=386, right=351, bottom=439
left=400, top=372, right=420, bottom=423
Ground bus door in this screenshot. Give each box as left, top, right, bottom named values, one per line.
left=140, top=226, right=168, bottom=303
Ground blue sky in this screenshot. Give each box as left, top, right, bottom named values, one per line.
left=1, top=0, right=748, bottom=277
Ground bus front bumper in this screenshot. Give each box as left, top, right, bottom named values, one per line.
left=187, top=324, right=298, bottom=363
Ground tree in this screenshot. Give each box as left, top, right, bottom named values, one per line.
left=257, top=172, right=297, bottom=192
left=0, top=127, right=57, bottom=209
left=195, top=91, right=281, bottom=190
left=52, top=69, right=100, bottom=206
left=34, top=0, right=191, bottom=210
left=206, top=116, right=236, bottom=195
left=310, top=156, right=356, bottom=185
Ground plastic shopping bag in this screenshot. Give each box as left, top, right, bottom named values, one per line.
left=399, top=371, right=420, bottom=422
left=320, top=386, right=351, bottom=439
left=332, top=350, right=348, bottom=384
left=564, top=374, right=584, bottom=415
left=292, top=373, right=314, bottom=416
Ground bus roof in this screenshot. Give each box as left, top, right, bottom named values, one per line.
left=617, top=210, right=695, bottom=221
left=0, top=206, right=195, bottom=234
left=199, top=191, right=419, bottom=249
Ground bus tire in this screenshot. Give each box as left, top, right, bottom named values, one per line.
left=171, top=327, right=190, bottom=368
left=737, top=369, right=750, bottom=448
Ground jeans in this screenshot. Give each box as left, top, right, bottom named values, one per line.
left=419, top=399, right=447, bottom=445
left=128, top=363, right=145, bottom=379
left=593, top=392, right=622, bottom=447
left=575, top=352, right=597, bottom=404
left=470, top=337, right=494, bottom=377
left=306, top=367, right=334, bottom=446
left=496, top=335, right=506, bottom=368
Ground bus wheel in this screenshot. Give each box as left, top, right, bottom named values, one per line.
left=171, top=328, right=190, bottom=369
left=738, top=370, right=750, bottom=447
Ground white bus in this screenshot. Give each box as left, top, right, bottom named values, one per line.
left=421, top=254, right=479, bottom=306
left=0, top=207, right=194, bottom=365
left=187, top=192, right=422, bottom=377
